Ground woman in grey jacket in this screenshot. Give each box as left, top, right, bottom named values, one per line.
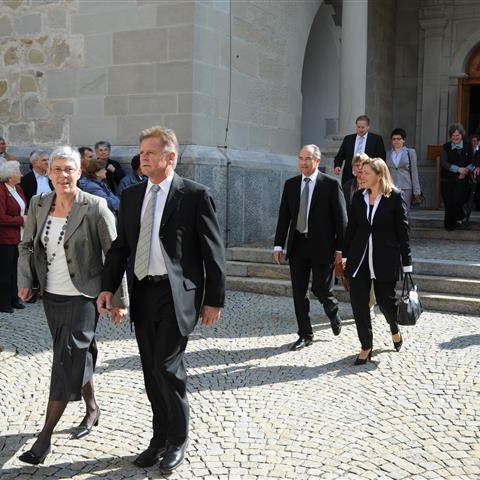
left=385, top=128, right=422, bottom=215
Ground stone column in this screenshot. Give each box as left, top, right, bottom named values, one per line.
left=338, top=0, right=368, bottom=134
left=419, top=16, right=448, bottom=152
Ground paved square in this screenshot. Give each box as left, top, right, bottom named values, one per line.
left=1, top=292, right=479, bottom=479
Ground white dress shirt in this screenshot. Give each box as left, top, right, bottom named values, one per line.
left=34, top=170, right=52, bottom=195
left=354, top=132, right=368, bottom=155
left=140, top=174, right=173, bottom=276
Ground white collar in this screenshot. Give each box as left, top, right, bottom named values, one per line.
left=302, top=169, right=319, bottom=183
left=146, top=172, right=174, bottom=195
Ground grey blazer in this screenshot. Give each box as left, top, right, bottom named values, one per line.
left=385, top=147, right=421, bottom=195
left=18, top=189, right=128, bottom=308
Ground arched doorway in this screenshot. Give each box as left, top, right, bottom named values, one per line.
left=457, top=45, right=480, bottom=134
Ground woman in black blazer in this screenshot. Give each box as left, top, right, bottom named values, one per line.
left=343, top=158, right=412, bottom=365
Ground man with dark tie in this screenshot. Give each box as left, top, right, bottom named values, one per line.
left=97, top=126, right=225, bottom=473
left=19, top=150, right=52, bottom=207
left=274, top=144, right=347, bottom=351
left=334, top=115, right=385, bottom=186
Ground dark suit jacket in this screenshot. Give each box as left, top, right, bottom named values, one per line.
left=0, top=182, right=26, bottom=244
left=343, top=189, right=411, bottom=282
left=274, top=172, right=347, bottom=263
left=105, top=159, right=126, bottom=194
left=20, top=171, right=53, bottom=208
left=101, top=173, right=226, bottom=336
left=334, top=132, right=386, bottom=185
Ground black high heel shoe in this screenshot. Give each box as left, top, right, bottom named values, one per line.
left=354, top=348, right=372, bottom=365
left=393, top=334, right=403, bottom=352
left=71, top=408, right=100, bottom=439
left=19, top=444, right=51, bottom=465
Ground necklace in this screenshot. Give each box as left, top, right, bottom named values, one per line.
left=44, top=216, right=69, bottom=272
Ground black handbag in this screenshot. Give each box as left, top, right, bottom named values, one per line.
left=397, top=273, right=423, bottom=325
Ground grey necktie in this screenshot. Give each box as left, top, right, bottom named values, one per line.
left=134, top=184, right=160, bottom=280
left=296, top=177, right=311, bottom=233
left=356, top=136, right=365, bottom=154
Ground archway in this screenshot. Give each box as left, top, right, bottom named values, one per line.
left=457, top=45, right=480, bottom=135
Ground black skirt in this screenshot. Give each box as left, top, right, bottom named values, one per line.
left=43, top=292, right=99, bottom=401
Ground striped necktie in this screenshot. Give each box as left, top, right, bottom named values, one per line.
left=134, top=184, right=160, bottom=280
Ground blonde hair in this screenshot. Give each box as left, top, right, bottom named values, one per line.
left=361, top=157, right=395, bottom=197
left=352, top=152, right=369, bottom=166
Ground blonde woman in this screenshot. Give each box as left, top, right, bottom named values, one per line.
left=343, top=158, right=412, bottom=365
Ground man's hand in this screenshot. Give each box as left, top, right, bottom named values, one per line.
left=200, top=305, right=221, bottom=326
left=110, top=307, right=128, bottom=325
left=107, top=164, right=115, bottom=173
left=273, top=251, right=283, bottom=265
left=97, top=291, right=113, bottom=315
left=334, top=166, right=342, bottom=176
left=18, top=287, right=33, bottom=301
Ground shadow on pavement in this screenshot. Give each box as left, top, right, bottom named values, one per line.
left=438, top=334, right=480, bottom=350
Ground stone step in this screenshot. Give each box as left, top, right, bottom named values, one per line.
left=409, top=217, right=480, bottom=230
left=227, top=249, right=480, bottom=279
left=226, top=276, right=480, bottom=315
left=411, top=226, right=479, bottom=242
left=227, top=261, right=480, bottom=295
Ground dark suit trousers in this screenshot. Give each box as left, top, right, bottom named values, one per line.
left=288, top=232, right=338, bottom=337
left=131, top=277, right=189, bottom=447
left=349, top=257, right=399, bottom=350
left=0, top=244, right=18, bottom=309
left=440, top=178, right=468, bottom=229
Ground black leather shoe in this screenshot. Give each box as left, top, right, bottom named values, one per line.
left=354, top=349, right=372, bottom=365
left=289, top=336, right=313, bottom=351
left=12, top=301, right=25, bottom=309
left=159, top=440, right=188, bottom=473
left=19, top=444, right=51, bottom=465
left=0, top=307, right=14, bottom=313
left=133, top=445, right=167, bottom=468
left=393, top=334, right=403, bottom=352
left=71, top=408, right=100, bottom=439
left=330, top=316, right=342, bottom=336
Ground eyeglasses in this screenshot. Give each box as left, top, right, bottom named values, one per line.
left=51, top=167, right=78, bottom=176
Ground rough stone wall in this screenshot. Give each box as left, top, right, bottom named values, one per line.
left=0, top=0, right=81, bottom=146
left=365, top=0, right=396, bottom=143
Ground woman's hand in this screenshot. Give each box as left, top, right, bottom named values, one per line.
left=18, top=288, right=33, bottom=301
left=110, top=307, right=128, bottom=325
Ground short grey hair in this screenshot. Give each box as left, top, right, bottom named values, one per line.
left=48, top=145, right=81, bottom=169
left=448, top=123, right=466, bottom=138
left=30, top=150, right=48, bottom=164
left=303, top=144, right=321, bottom=160
left=0, top=160, right=21, bottom=182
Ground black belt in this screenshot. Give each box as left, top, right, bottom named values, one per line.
left=142, top=274, right=169, bottom=283
left=295, top=230, right=308, bottom=239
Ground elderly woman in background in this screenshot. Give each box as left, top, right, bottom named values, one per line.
left=81, top=158, right=120, bottom=213
left=17, top=146, right=128, bottom=465
left=343, top=158, right=412, bottom=365
left=0, top=161, right=26, bottom=313
left=440, top=123, right=474, bottom=231
left=385, top=128, right=422, bottom=215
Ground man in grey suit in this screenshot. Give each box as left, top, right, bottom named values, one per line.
left=97, top=126, right=226, bottom=473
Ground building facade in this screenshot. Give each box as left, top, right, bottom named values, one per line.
left=1, top=0, right=479, bottom=244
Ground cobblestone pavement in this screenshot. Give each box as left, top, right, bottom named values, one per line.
left=1, top=292, right=479, bottom=479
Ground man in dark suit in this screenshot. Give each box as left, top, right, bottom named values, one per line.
left=274, top=144, right=347, bottom=351
left=97, top=126, right=225, bottom=473
left=94, top=140, right=125, bottom=194
left=20, top=150, right=52, bottom=207
left=334, top=114, right=385, bottom=185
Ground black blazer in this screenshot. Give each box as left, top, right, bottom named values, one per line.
left=101, top=173, right=226, bottom=336
left=334, top=132, right=386, bottom=185
left=343, top=189, right=411, bottom=282
left=274, top=172, right=347, bottom=263
left=105, top=159, right=126, bottom=194
left=19, top=171, right=53, bottom=208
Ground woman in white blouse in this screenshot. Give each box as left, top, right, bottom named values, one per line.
left=0, top=160, right=26, bottom=313
left=385, top=128, right=422, bottom=215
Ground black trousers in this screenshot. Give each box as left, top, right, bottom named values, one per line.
left=0, top=244, right=18, bottom=310
left=288, top=232, right=338, bottom=337
left=441, top=177, right=469, bottom=229
left=349, top=258, right=399, bottom=350
left=131, top=277, right=189, bottom=447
